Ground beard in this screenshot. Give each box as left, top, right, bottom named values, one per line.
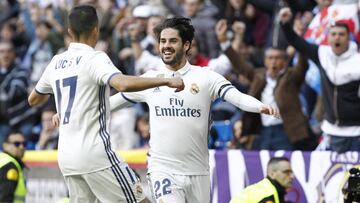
left=160, top=47, right=184, bottom=66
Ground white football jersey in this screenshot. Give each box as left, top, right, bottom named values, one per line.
left=35, top=43, right=123, bottom=175
left=112, top=62, right=233, bottom=175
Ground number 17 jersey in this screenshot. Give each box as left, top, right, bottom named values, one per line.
left=35, top=43, right=122, bottom=176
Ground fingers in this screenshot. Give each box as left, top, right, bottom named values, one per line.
left=215, top=19, right=228, bottom=42
left=52, top=114, right=60, bottom=127
left=260, top=104, right=280, bottom=119
left=279, top=7, right=292, bottom=24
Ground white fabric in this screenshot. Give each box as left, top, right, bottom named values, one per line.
left=110, top=61, right=264, bottom=175
left=65, top=162, right=145, bottom=202
left=321, top=120, right=360, bottom=136
left=35, top=42, right=123, bottom=175
left=318, top=42, right=360, bottom=85
left=260, top=74, right=283, bottom=126
left=147, top=171, right=210, bottom=203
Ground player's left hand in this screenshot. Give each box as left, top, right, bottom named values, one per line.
left=259, top=104, right=280, bottom=118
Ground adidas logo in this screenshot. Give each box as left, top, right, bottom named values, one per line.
left=153, top=87, right=161, bottom=93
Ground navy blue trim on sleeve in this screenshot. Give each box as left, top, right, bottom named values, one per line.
left=220, top=86, right=235, bottom=101
left=121, top=93, right=136, bottom=104
left=217, top=83, right=232, bottom=97
left=35, top=88, right=52, bottom=95
left=107, top=72, right=121, bottom=85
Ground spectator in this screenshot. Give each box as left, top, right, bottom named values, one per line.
left=230, top=157, right=293, bottom=203
left=135, top=112, right=150, bottom=148
left=280, top=7, right=360, bottom=153
left=0, top=39, right=35, bottom=150
left=163, top=0, right=220, bottom=57
left=217, top=20, right=317, bottom=150
left=0, top=131, right=27, bottom=202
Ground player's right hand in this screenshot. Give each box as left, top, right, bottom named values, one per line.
left=167, top=77, right=185, bottom=92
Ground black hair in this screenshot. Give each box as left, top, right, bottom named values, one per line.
left=268, top=157, right=290, bottom=167
left=68, top=5, right=98, bottom=40
left=330, top=21, right=350, bottom=34
left=265, top=46, right=288, bottom=59
left=153, top=16, right=195, bottom=54
left=4, top=130, right=25, bottom=143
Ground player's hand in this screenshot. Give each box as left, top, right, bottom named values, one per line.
left=259, top=104, right=280, bottom=118
left=52, top=113, right=60, bottom=127
left=215, top=19, right=228, bottom=43
left=167, top=77, right=185, bottom=92
left=279, top=7, right=293, bottom=24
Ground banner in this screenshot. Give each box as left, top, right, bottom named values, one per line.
left=304, top=4, right=360, bottom=45
left=25, top=150, right=359, bottom=202
left=210, top=150, right=360, bottom=203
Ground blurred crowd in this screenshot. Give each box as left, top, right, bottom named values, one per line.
left=0, top=0, right=359, bottom=152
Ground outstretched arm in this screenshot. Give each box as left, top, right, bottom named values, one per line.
left=223, top=87, right=279, bottom=118
left=109, top=74, right=184, bottom=92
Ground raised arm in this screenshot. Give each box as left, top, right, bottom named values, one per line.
left=291, top=53, right=309, bottom=86
left=279, top=8, right=320, bottom=65
left=215, top=19, right=255, bottom=81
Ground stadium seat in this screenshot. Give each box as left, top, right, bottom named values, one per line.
left=212, top=120, right=233, bottom=149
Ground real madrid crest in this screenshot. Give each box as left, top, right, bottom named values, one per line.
left=190, top=83, right=200, bottom=94
left=135, top=184, right=143, bottom=195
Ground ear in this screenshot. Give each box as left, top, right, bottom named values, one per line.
left=68, top=28, right=76, bottom=40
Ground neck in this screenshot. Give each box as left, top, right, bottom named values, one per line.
left=74, top=36, right=95, bottom=48
left=166, top=58, right=187, bottom=71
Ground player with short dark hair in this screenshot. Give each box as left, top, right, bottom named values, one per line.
left=111, top=16, right=279, bottom=203
left=28, top=5, right=184, bottom=203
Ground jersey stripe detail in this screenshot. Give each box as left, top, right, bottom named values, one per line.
left=217, top=83, right=232, bottom=98
left=34, top=88, right=51, bottom=95
left=121, top=92, right=137, bottom=104
left=98, top=86, right=136, bottom=202
left=220, top=86, right=235, bottom=101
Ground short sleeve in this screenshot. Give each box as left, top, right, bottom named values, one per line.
left=207, top=69, right=232, bottom=101
left=35, top=58, right=55, bottom=94
left=88, top=52, right=121, bottom=85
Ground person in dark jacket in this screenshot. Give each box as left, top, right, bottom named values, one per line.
left=279, top=7, right=360, bottom=153
left=0, top=39, right=35, bottom=150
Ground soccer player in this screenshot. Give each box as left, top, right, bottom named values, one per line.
left=110, top=17, right=279, bottom=203
left=28, top=5, right=184, bottom=203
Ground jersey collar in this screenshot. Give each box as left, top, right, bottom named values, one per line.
left=68, top=43, right=94, bottom=51
left=165, top=60, right=191, bottom=76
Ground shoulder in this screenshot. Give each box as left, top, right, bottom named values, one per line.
left=0, top=162, right=19, bottom=182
